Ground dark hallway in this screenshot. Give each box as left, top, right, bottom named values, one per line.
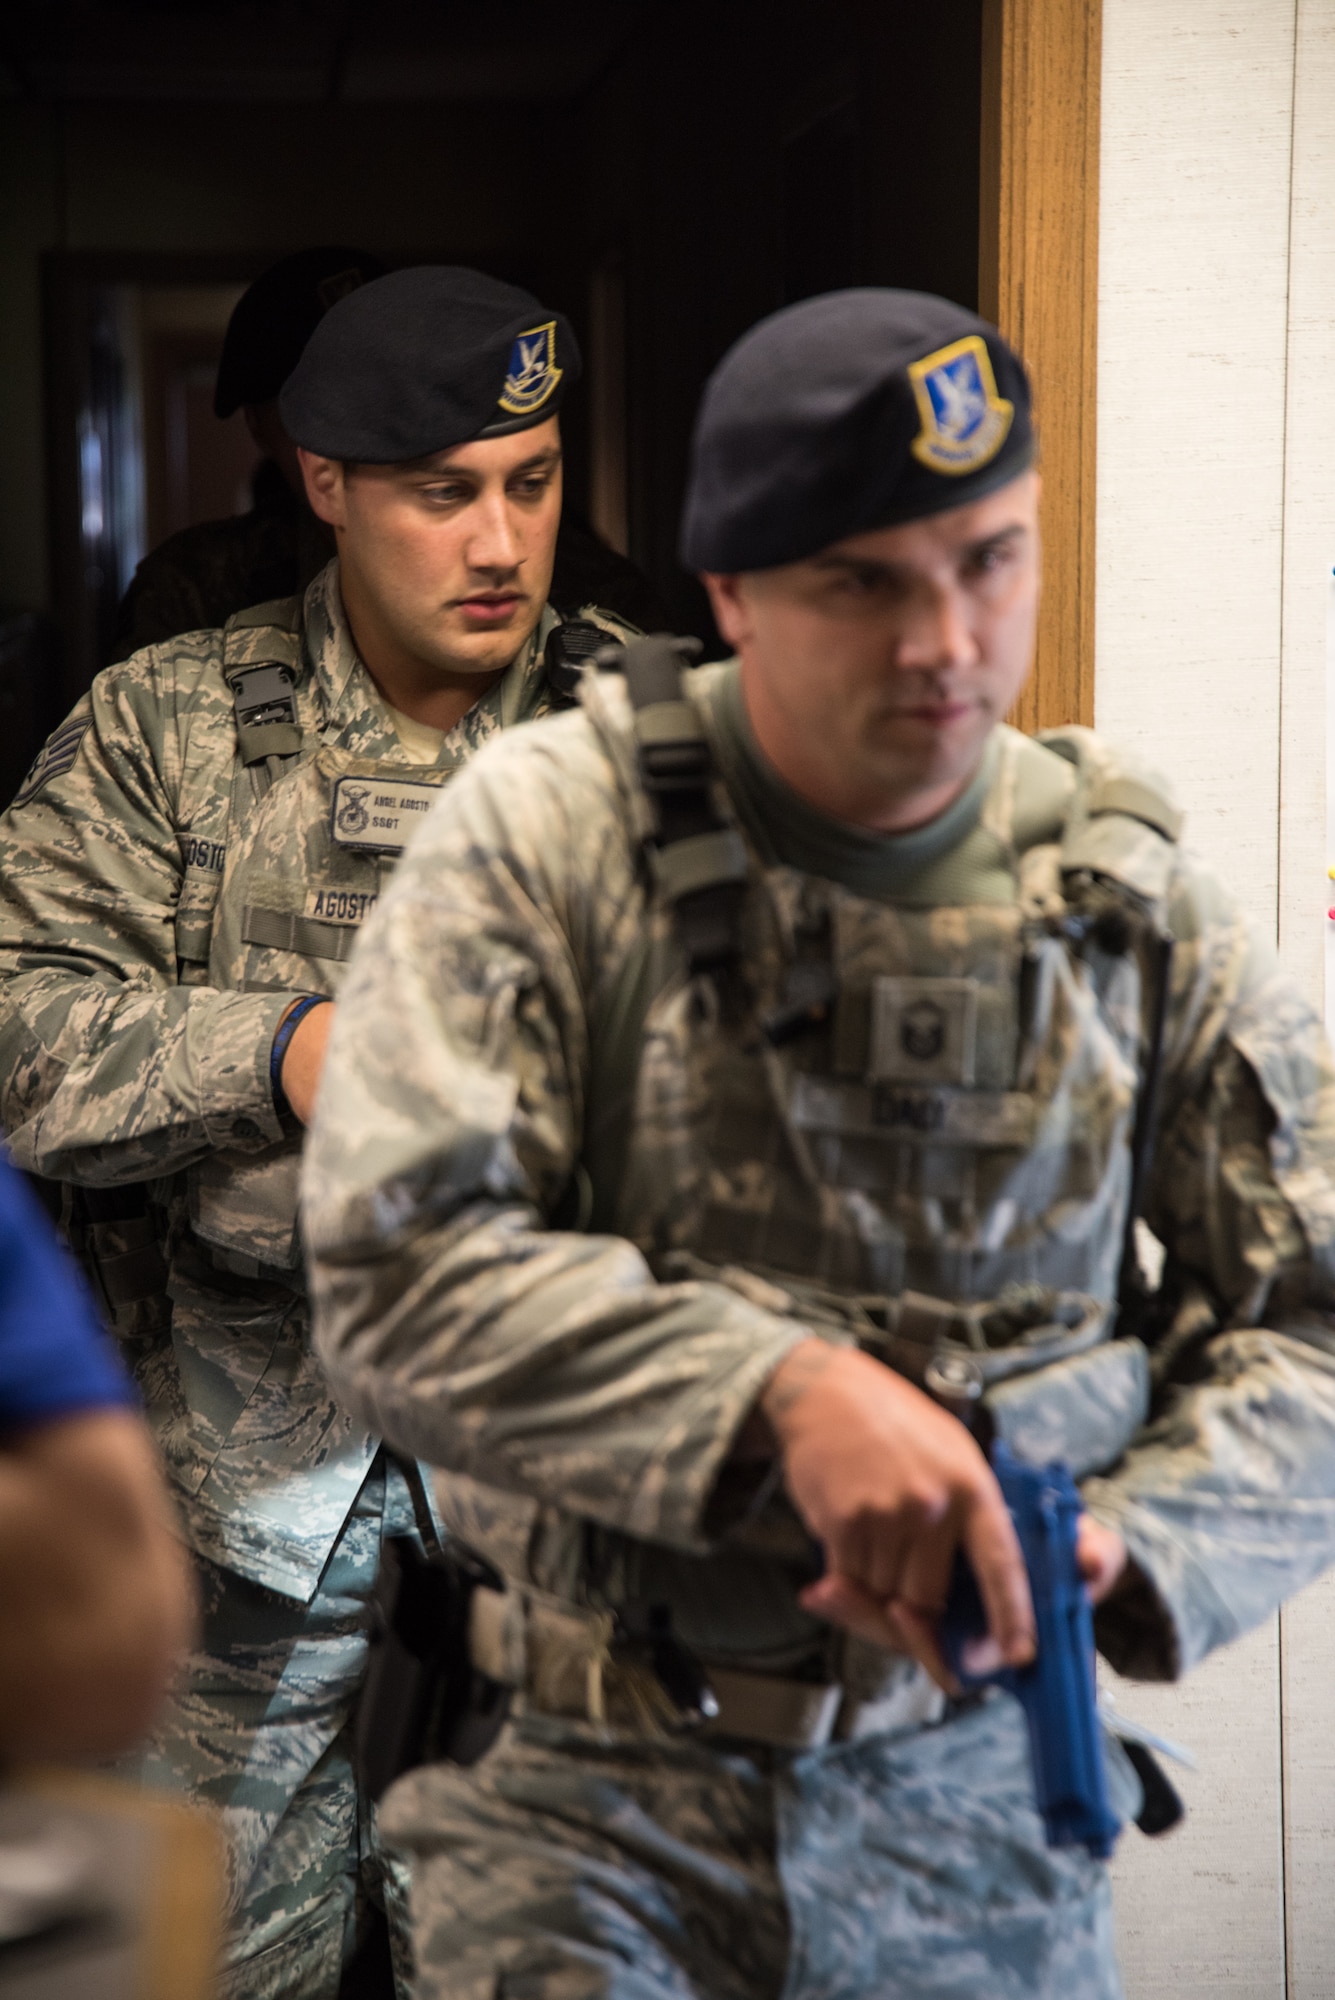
left=0, top=0, right=984, bottom=793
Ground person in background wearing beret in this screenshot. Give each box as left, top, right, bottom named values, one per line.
left=110, top=245, right=663, bottom=665
left=303, top=287, right=1335, bottom=1998
left=0, top=264, right=639, bottom=1999
left=110, top=245, right=387, bottom=665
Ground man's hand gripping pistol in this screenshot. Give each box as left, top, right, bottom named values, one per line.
left=939, top=1438, right=1122, bottom=1859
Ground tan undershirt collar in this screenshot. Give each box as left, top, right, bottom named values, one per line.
left=385, top=702, right=448, bottom=767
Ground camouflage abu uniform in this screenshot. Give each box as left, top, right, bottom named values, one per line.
left=304, top=655, right=1335, bottom=2000
left=0, top=557, right=632, bottom=1997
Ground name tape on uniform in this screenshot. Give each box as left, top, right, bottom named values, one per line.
left=305, top=886, right=378, bottom=925
left=181, top=833, right=227, bottom=875
left=790, top=1074, right=1037, bottom=1150
left=329, top=774, right=443, bottom=855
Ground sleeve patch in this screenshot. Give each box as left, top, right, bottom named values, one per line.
left=12, top=718, right=92, bottom=808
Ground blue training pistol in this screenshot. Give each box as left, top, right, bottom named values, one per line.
left=940, top=1440, right=1121, bottom=1860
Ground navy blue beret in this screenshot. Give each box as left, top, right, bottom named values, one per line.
left=680, top=289, right=1034, bottom=572
left=280, top=266, right=580, bottom=462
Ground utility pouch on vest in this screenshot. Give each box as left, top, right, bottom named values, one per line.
left=873, top=1292, right=1147, bottom=1478
left=64, top=1183, right=169, bottom=1334
left=868, top=1294, right=1147, bottom=1478
left=662, top=1255, right=1146, bottom=1481
left=982, top=1336, right=1150, bottom=1480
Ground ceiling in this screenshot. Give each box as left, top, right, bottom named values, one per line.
left=0, top=0, right=652, bottom=104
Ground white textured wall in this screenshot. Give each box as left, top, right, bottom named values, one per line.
left=1278, top=24, right=1335, bottom=1996
left=1096, top=1, right=1335, bottom=1992
left=1095, top=0, right=1295, bottom=947
left=1282, top=3, right=1335, bottom=1009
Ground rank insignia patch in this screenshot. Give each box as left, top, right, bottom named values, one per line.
left=868, top=976, right=979, bottom=1088
left=13, top=716, right=91, bottom=808
left=497, top=322, right=562, bottom=417
left=907, top=335, right=1014, bottom=476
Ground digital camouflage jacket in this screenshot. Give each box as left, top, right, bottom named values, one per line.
left=0, top=561, right=630, bottom=1600
left=303, top=660, right=1335, bottom=1685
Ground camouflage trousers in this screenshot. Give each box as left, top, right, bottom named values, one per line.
left=118, top=1452, right=417, bottom=1998
left=380, top=1691, right=1123, bottom=2000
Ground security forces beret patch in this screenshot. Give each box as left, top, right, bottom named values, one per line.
left=680, top=289, right=1034, bottom=572
left=214, top=245, right=388, bottom=418
left=280, top=266, right=581, bottom=462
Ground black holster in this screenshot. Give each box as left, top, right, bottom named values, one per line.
left=356, top=1534, right=511, bottom=1803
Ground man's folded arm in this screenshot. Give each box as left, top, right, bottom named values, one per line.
left=0, top=651, right=293, bottom=1183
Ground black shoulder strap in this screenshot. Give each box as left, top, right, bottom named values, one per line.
left=1117, top=927, right=1175, bottom=1319
left=172, top=614, right=308, bottom=976
left=220, top=605, right=306, bottom=797
left=544, top=610, right=643, bottom=708
left=1059, top=878, right=1175, bottom=1328
left=1041, top=729, right=1185, bottom=1321
left=612, top=634, right=749, bottom=976
left=543, top=618, right=612, bottom=707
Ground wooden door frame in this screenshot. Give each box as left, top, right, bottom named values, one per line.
left=979, top=0, right=1101, bottom=732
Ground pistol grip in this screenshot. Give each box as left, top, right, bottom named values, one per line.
left=940, top=1446, right=1121, bottom=1861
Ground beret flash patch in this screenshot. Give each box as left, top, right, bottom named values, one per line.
left=908, top=335, right=1014, bottom=476
left=497, top=322, right=562, bottom=417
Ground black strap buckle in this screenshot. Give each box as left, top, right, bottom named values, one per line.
left=229, top=662, right=297, bottom=730
left=639, top=737, right=713, bottom=790
left=227, top=661, right=303, bottom=769
left=614, top=1602, right=719, bottom=1728
left=543, top=619, right=612, bottom=705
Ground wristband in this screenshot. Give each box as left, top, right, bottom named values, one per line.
left=270, top=995, right=329, bottom=1117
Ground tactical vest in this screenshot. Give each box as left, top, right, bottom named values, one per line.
left=434, top=649, right=1184, bottom=1667
left=603, top=654, right=1182, bottom=1471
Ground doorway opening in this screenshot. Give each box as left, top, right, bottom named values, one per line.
left=34, top=0, right=984, bottom=712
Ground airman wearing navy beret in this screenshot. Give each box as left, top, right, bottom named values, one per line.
left=281, top=264, right=581, bottom=461
left=681, top=288, right=1034, bottom=570
left=112, top=258, right=659, bottom=661
left=306, top=283, right=1335, bottom=2000
left=0, top=259, right=640, bottom=1996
